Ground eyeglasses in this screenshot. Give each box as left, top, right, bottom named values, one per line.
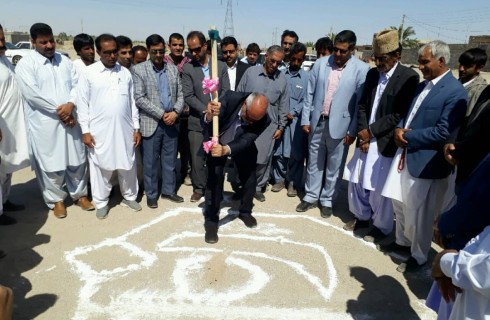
left=101, top=49, right=118, bottom=56
left=222, top=49, right=236, bottom=55
left=188, top=46, right=202, bottom=54
left=150, top=49, right=165, bottom=55
left=372, top=55, right=390, bottom=62
left=333, top=47, right=350, bottom=54
left=268, top=58, right=282, bottom=66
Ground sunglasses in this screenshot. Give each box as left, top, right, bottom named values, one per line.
left=188, top=46, right=202, bottom=54
left=333, top=47, right=350, bottom=54
left=150, top=49, right=165, bottom=55
left=101, top=49, right=118, bottom=56
left=372, top=55, right=390, bottom=62
left=222, top=49, right=236, bottom=55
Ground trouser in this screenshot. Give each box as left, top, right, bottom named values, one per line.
left=31, top=158, right=88, bottom=209
left=178, top=117, right=191, bottom=178
left=392, top=171, right=451, bottom=265
left=0, top=163, right=12, bottom=215
left=188, top=130, right=207, bottom=194
left=89, top=160, right=138, bottom=209
left=256, top=155, right=273, bottom=192
left=204, top=154, right=256, bottom=227
left=141, top=122, right=179, bottom=199
left=272, top=155, right=304, bottom=187
left=348, top=181, right=394, bottom=235
left=303, top=118, right=346, bottom=207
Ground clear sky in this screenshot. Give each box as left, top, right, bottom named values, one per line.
left=3, top=0, right=490, bottom=48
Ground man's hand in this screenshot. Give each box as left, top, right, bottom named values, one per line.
left=444, top=143, right=459, bottom=166
left=432, top=249, right=462, bottom=303
left=394, top=128, right=410, bottom=148
left=133, top=131, right=141, bottom=148
left=272, top=129, right=283, bottom=140
left=205, top=101, right=221, bottom=122
left=360, top=141, right=369, bottom=153
left=357, top=128, right=372, bottom=142
left=302, top=125, right=310, bottom=134
left=82, top=133, right=96, bottom=148
left=211, top=143, right=229, bottom=157
left=62, top=115, right=76, bottom=128
left=287, top=113, right=294, bottom=121
left=343, top=135, right=355, bottom=145
left=163, top=111, right=178, bottom=126
left=57, top=102, right=75, bottom=122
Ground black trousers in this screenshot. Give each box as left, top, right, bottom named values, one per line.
left=204, top=153, right=256, bottom=227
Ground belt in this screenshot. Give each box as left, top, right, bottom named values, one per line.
left=319, top=114, right=329, bottom=120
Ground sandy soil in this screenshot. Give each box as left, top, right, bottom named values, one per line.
left=0, top=164, right=439, bottom=319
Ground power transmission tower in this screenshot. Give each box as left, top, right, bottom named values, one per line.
left=223, top=0, right=235, bottom=37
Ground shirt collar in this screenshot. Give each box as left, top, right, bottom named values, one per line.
left=381, top=62, right=398, bottom=80
left=286, top=67, right=303, bottom=77
left=152, top=61, right=167, bottom=73
left=95, top=61, right=121, bottom=73
left=227, top=60, right=238, bottom=70
left=33, top=50, right=61, bottom=65
left=462, top=77, right=476, bottom=88
left=427, top=69, right=451, bottom=87
left=259, top=66, right=280, bottom=79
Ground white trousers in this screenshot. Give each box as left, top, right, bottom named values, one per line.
left=348, top=181, right=394, bottom=235
left=31, top=158, right=89, bottom=209
left=392, top=169, right=455, bottom=265
left=89, top=160, right=138, bottom=209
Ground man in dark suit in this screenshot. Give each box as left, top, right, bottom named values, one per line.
left=202, top=91, right=270, bottom=243
left=221, top=36, right=250, bottom=91
left=381, top=40, right=467, bottom=273
left=343, top=29, right=419, bottom=243
left=182, top=31, right=230, bottom=202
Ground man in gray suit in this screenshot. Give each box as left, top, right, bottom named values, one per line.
left=182, top=31, right=230, bottom=202
left=131, top=34, right=184, bottom=208
left=298, top=30, right=369, bottom=218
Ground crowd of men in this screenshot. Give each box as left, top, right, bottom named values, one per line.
left=0, top=21, right=489, bottom=319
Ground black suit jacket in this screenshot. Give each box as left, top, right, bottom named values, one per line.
left=203, top=90, right=270, bottom=157
left=449, top=85, right=490, bottom=183
left=357, top=64, right=419, bottom=157
left=235, top=61, right=251, bottom=90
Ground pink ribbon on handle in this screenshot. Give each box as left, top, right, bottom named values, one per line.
left=202, top=77, right=219, bottom=94
left=203, top=136, right=218, bottom=154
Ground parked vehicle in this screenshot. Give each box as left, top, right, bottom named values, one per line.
left=15, top=41, right=71, bottom=59
left=4, top=42, right=31, bottom=65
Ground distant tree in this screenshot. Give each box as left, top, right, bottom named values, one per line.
left=327, top=32, right=336, bottom=43
left=305, top=41, right=314, bottom=48
left=390, top=25, right=419, bottom=48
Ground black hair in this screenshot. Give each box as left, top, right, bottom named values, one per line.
left=168, top=33, right=184, bottom=43
left=30, top=23, right=53, bottom=40
left=95, top=33, right=117, bottom=51
left=186, top=31, right=206, bottom=46
left=73, top=33, right=94, bottom=53
left=221, top=36, right=238, bottom=48
left=335, top=30, right=357, bottom=49
left=281, top=29, right=298, bottom=42
left=290, top=42, right=307, bottom=56
left=131, top=45, right=147, bottom=54
left=145, top=34, right=165, bottom=48
left=0, top=24, right=3, bottom=30
left=315, top=37, right=334, bottom=54
left=246, top=43, right=261, bottom=54
left=459, top=48, right=488, bottom=67
left=115, top=35, right=133, bottom=49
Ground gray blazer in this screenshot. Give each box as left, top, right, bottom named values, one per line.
left=182, top=59, right=230, bottom=132
left=130, top=60, right=183, bottom=137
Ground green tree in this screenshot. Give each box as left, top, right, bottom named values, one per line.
left=327, top=32, right=336, bottom=43
left=391, top=25, right=419, bottom=48
left=305, top=41, right=314, bottom=48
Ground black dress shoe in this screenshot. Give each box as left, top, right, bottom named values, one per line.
left=363, top=226, right=387, bottom=243
left=161, top=194, right=184, bottom=203
left=295, top=200, right=316, bottom=212
left=3, top=200, right=25, bottom=212
left=204, top=225, right=219, bottom=244
left=320, top=206, right=333, bottom=218
left=377, top=241, right=411, bottom=254
left=0, top=214, right=16, bottom=225
left=238, top=213, right=257, bottom=228
left=343, top=218, right=370, bottom=231
left=147, top=198, right=158, bottom=209
left=254, top=192, right=266, bottom=202
left=190, top=191, right=203, bottom=202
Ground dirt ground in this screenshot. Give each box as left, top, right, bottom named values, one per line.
left=0, top=164, right=440, bottom=320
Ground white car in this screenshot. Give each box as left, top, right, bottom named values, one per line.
left=4, top=42, right=31, bottom=65
left=301, top=54, right=317, bottom=71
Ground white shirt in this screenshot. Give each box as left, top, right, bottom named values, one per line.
left=77, top=61, right=139, bottom=171
left=440, top=225, right=490, bottom=320
left=72, top=58, right=97, bottom=76
left=15, top=51, right=86, bottom=172
left=227, top=60, right=238, bottom=91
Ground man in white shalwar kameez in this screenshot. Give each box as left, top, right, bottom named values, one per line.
left=381, top=41, right=467, bottom=273
left=343, top=29, right=419, bottom=242
left=77, top=33, right=141, bottom=219
left=0, top=24, right=31, bottom=225
left=15, top=23, right=93, bottom=219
